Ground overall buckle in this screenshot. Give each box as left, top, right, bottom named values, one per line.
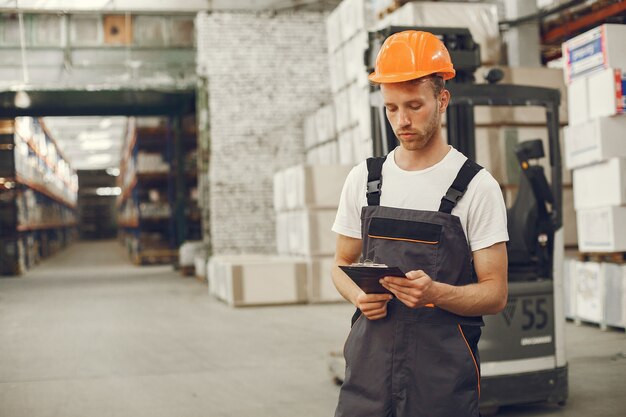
left=366, top=180, right=382, bottom=195
left=443, top=187, right=464, bottom=204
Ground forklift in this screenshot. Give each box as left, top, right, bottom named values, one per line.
left=330, top=27, right=568, bottom=414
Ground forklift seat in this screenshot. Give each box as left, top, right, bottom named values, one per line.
left=506, top=140, right=555, bottom=281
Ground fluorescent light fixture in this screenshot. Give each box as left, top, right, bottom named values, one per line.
left=96, top=187, right=122, bottom=196
left=14, top=90, right=31, bottom=109
left=106, top=167, right=120, bottom=177
left=86, top=154, right=112, bottom=165
left=80, top=140, right=112, bottom=151
left=99, top=118, right=112, bottom=129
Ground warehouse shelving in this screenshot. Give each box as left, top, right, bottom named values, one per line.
left=0, top=118, right=78, bottom=276
left=116, top=116, right=200, bottom=265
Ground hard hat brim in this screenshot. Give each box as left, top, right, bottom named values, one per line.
left=368, top=69, right=455, bottom=84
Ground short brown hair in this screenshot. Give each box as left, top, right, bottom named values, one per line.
left=408, top=74, right=445, bottom=98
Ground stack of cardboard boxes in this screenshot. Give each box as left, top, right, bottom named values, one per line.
left=274, top=164, right=352, bottom=303
left=326, top=0, right=373, bottom=165
left=562, top=24, right=626, bottom=329
left=206, top=164, right=352, bottom=307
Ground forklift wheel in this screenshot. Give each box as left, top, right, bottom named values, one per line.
left=479, top=406, right=499, bottom=416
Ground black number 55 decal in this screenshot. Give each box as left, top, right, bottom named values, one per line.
left=521, top=298, right=549, bottom=331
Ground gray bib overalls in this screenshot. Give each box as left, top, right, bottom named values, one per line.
left=335, top=156, right=484, bottom=417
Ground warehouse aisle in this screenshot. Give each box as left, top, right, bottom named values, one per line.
left=0, top=241, right=625, bottom=417
left=0, top=241, right=352, bottom=417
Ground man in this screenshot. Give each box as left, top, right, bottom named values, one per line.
left=331, top=31, right=509, bottom=417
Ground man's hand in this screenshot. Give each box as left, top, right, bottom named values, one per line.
left=380, top=270, right=437, bottom=309
left=356, top=291, right=393, bottom=320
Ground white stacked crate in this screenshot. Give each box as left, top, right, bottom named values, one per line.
left=274, top=164, right=352, bottom=303
left=304, top=103, right=340, bottom=165
left=326, top=0, right=374, bottom=165
left=561, top=24, right=626, bottom=328
left=376, top=1, right=501, bottom=65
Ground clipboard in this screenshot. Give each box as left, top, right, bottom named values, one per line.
left=339, top=265, right=405, bottom=295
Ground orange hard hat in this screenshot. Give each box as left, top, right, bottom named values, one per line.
left=368, top=30, right=455, bottom=84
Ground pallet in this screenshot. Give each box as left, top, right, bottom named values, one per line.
left=576, top=252, right=626, bottom=264
left=376, top=0, right=409, bottom=19
left=132, top=249, right=178, bottom=266
left=180, top=265, right=195, bottom=277
left=567, top=317, right=626, bottom=333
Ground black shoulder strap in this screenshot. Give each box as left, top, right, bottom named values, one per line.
left=439, top=158, right=483, bottom=214
left=366, top=156, right=387, bottom=206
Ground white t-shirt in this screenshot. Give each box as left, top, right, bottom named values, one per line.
left=332, top=146, right=509, bottom=252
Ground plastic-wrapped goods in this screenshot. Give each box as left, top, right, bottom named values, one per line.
left=378, top=2, right=500, bottom=64
left=179, top=241, right=205, bottom=267
left=574, top=261, right=604, bottom=324
left=194, top=254, right=207, bottom=281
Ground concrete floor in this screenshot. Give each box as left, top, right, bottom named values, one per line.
left=0, top=241, right=624, bottom=417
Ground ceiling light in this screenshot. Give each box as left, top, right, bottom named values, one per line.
left=106, top=167, right=120, bottom=177
left=99, top=118, right=112, bottom=129
left=80, top=139, right=113, bottom=151
left=86, top=154, right=112, bottom=165
left=96, top=187, right=122, bottom=196
left=14, top=90, right=31, bottom=109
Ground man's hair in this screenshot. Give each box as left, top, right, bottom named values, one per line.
left=408, top=74, right=445, bottom=98
left=372, top=74, right=446, bottom=98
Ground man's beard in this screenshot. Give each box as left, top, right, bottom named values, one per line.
left=395, top=107, right=440, bottom=151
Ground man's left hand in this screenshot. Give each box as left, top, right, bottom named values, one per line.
left=380, top=270, right=437, bottom=309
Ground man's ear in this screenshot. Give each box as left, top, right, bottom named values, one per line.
left=439, top=89, right=451, bottom=113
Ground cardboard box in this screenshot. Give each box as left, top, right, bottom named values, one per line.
left=343, top=31, right=368, bottom=85
left=329, top=48, right=346, bottom=93
left=275, top=164, right=352, bottom=211
left=573, top=158, right=626, bottom=209
left=276, top=209, right=337, bottom=256
left=587, top=67, right=625, bottom=119
left=326, top=6, right=342, bottom=55
left=603, top=262, right=626, bottom=328
left=564, top=116, right=626, bottom=169
left=575, top=260, right=604, bottom=324
left=563, top=186, right=578, bottom=247
left=207, top=255, right=307, bottom=307
left=563, top=258, right=577, bottom=320
left=303, top=114, right=317, bottom=151
left=334, top=89, right=352, bottom=133
left=338, top=130, right=355, bottom=165
left=316, top=104, right=336, bottom=144
left=562, top=24, right=626, bottom=84
left=577, top=206, right=626, bottom=252
left=307, top=256, right=345, bottom=303
left=567, top=76, right=588, bottom=126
